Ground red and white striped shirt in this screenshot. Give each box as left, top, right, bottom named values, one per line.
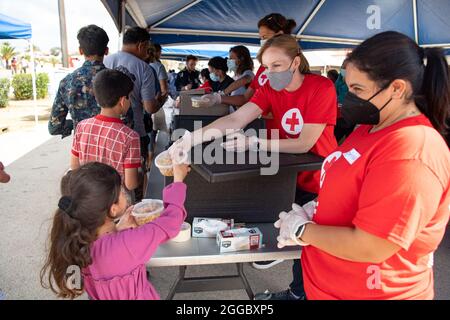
left=72, top=115, right=141, bottom=179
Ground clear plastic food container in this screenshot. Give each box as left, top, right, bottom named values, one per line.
left=131, top=199, right=164, bottom=226
left=155, top=151, right=174, bottom=176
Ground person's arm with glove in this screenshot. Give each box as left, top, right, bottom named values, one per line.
left=221, top=124, right=327, bottom=154
left=276, top=200, right=401, bottom=263
left=168, top=101, right=263, bottom=161
left=274, top=203, right=316, bottom=248
left=198, top=92, right=224, bottom=108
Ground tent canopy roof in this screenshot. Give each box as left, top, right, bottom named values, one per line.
left=102, top=0, right=450, bottom=49
left=0, top=13, right=32, bottom=40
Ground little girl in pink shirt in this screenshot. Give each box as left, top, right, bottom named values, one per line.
left=41, top=161, right=190, bottom=300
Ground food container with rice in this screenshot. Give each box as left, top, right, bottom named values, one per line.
left=131, top=199, right=164, bottom=226
left=191, top=96, right=203, bottom=108
left=155, top=151, right=174, bottom=176
left=155, top=149, right=189, bottom=176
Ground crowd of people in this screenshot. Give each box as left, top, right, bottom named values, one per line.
left=32, top=11, right=449, bottom=301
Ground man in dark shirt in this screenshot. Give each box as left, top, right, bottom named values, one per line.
left=48, top=25, right=109, bottom=138
left=175, top=55, right=200, bottom=91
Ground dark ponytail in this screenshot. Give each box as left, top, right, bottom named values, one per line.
left=347, top=31, right=449, bottom=138
left=258, top=13, right=297, bottom=35
left=421, top=47, right=449, bottom=138
left=40, top=162, right=122, bottom=299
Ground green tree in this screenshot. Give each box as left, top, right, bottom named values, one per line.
left=25, top=44, right=40, bottom=53
left=0, top=42, right=18, bottom=69
left=50, top=47, right=61, bottom=56
left=48, top=56, right=60, bottom=67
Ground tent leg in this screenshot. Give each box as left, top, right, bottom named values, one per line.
left=29, top=39, right=38, bottom=126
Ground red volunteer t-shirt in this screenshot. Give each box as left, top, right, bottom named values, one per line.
left=250, top=66, right=275, bottom=131
left=302, top=115, right=450, bottom=300
left=249, top=65, right=269, bottom=91
left=250, top=73, right=338, bottom=193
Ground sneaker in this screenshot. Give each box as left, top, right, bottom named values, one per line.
left=251, top=259, right=284, bottom=270
left=254, top=289, right=304, bottom=301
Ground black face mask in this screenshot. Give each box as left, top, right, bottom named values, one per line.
left=341, top=86, right=392, bottom=125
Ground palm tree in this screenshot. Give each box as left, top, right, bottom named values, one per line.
left=0, top=42, right=17, bottom=69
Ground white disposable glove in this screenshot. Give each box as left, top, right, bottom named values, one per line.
left=274, top=203, right=315, bottom=248
left=168, top=131, right=196, bottom=164
left=302, top=200, right=317, bottom=220
left=220, top=132, right=259, bottom=152
left=198, top=92, right=222, bottom=107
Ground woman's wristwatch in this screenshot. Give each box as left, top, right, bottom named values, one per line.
left=295, top=223, right=308, bottom=242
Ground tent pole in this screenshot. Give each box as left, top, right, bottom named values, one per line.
left=412, top=0, right=419, bottom=44
left=58, top=0, right=69, bottom=68
left=29, top=39, right=38, bottom=125
left=118, top=0, right=126, bottom=51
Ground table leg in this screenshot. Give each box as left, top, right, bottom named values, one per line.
left=237, top=263, right=254, bottom=300
left=165, top=264, right=254, bottom=300
left=166, top=265, right=187, bottom=300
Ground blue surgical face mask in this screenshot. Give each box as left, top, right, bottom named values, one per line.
left=260, top=39, right=267, bottom=47
left=227, top=59, right=237, bottom=72
left=210, top=72, right=220, bottom=82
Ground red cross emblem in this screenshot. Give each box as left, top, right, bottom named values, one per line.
left=320, top=151, right=342, bottom=188
left=285, top=113, right=300, bottom=132
left=258, top=72, right=268, bottom=86
left=281, top=109, right=303, bottom=135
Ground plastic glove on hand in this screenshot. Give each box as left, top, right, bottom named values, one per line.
left=302, top=200, right=317, bottom=220
left=168, top=131, right=192, bottom=164
left=198, top=92, right=221, bottom=108
left=220, top=132, right=259, bottom=152
left=274, top=203, right=313, bottom=248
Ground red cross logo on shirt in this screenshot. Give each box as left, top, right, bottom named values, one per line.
left=281, top=108, right=303, bottom=135
left=320, top=151, right=342, bottom=188
left=285, top=113, right=300, bottom=132
left=258, top=72, right=268, bottom=86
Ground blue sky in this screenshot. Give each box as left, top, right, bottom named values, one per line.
left=0, top=0, right=119, bottom=53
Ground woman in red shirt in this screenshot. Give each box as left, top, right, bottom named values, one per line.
left=275, top=31, right=450, bottom=300
left=170, top=34, right=336, bottom=193
left=169, top=34, right=338, bottom=300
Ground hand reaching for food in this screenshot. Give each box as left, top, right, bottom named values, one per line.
left=173, top=163, right=191, bottom=183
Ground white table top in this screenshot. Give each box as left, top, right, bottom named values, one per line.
left=147, top=223, right=302, bottom=267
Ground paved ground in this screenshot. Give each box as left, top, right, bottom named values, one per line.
left=0, top=136, right=448, bottom=300
left=0, top=98, right=53, bottom=166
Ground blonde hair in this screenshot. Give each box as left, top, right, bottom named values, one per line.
left=257, top=34, right=310, bottom=74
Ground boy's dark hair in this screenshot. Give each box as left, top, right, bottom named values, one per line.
left=186, top=55, right=198, bottom=63
left=77, top=25, right=109, bottom=56
left=93, top=69, right=134, bottom=108
left=208, top=56, right=228, bottom=72
left=40, top=162, right=122, bottom=299
left=123, top=27, right=150, bottom=45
